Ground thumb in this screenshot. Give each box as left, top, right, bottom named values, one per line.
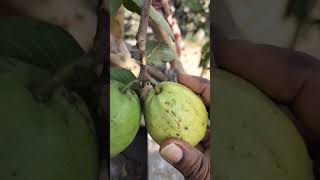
left=159, top=138, right=210, bottom=180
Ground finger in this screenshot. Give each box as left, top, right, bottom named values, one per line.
left=178, top=74, right=210, bottom=106
left=195, top=129, right=211, bottom=153
left=201, top=130, right=211, bottom=149
left=195, top=144, right=205, bottom=153
left=160, top=138, right=210, bottom=180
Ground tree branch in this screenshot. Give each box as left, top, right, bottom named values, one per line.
left=136, top=0, right=152, bottom=84
left=136, top=0, right=152, bottom=61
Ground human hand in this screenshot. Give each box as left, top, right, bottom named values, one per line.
left=159, top=74, right=210, bottom=180
left=215, top=37, right=320, bottom=157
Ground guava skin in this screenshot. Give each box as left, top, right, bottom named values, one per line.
left=0, top=70, right=98, bottom=180
left=212, top=69, right=313, bottom=180
left=110, top=80, right=141, bottom=158
left=144, top=81, right=208, bottom=146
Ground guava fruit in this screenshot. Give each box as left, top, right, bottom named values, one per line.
left=212, top=68, right=313, bottom=180
left=144, top=81, right=208, bottom=146
left=110, top=80, right=141, bottom=158
left=0, top=62, right=98, bottom=180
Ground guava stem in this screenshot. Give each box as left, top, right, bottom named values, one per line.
left=154, top=85, right=161, bottom=94
left=135, top=0, right=153, bottom=97
left=136, top=0, right=152, bottom=61
left=33, top=57, right=96, bottom=102
left=121, top=79, right=139, bottom=93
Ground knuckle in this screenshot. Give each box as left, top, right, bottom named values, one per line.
left=184, top=155, right=210, bottom=180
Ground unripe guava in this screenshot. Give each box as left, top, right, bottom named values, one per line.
left=0, top=64, right=98, bottom=180
left=144, top=81, right=208, bottom=146
left=110, top=80, right=140, bottom=158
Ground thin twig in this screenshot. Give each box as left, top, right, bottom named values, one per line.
left=147, top=66, right=167, bottom=81
left=136, top=0, right=152, bottom=61
left=136, top=0, right=152, bottom=83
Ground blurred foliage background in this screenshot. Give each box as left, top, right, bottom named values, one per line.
left=124, top=0, right=210, bottom=41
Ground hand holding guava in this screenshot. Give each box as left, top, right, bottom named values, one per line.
left=159, top=74, right=210, bottom=180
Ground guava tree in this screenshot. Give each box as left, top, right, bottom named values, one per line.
left=109, top=2, right=211, bottom=179
left=109, top=0, right=180, bottom=179
left=109, top=0, right=186, bottom=85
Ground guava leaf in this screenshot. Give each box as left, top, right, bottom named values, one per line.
left=146, top=41, right=175, bottom=66
left=110, top=67, right=140, bottom=94
left=0, top=17, right=84, bottom=72
left=123, top=0, right=140, bottom=13
left=123, top=0, right=174, bottom=40
left=110, top=67, right=136, bottom=85
left=109, top=0, right=123, bottom=17
left=199, top=41, right=210, bottom=68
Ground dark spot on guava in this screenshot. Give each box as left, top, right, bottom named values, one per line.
left=184, top=127, right=188, bottom=130
left=165, top=101, right=170, bottom=105
left=171, top=110, right=176, bottom=116
left=112, top=112, right=119, bottom=119
left=176, top=133, right=180, bottom=137
left=165, top=109, right=169, bottom=113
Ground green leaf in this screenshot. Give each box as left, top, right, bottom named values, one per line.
left=183, top=0, right=204, bottom=11
left=110, top=67, right=140, bottom=94
left=123, top=0, right=174, bottom=40
left=146, top=41, right=175, bottom=66
left=149, top=7, right=174, bottom=40
left=0, top=17, right=84, bottom=72
left=199, top=41, right=210, bottom=68
left=123, top=0, right=140, bottom=13
left=110, top=67, right=136, bottom=85
left=110, top=0, right=124, bottom=17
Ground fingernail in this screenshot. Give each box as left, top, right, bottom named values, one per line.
left=160, top=143, right=183, bottom=164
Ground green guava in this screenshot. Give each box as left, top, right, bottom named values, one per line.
left=212, top=68, right=313, bottom=180
left=144, top=81, right=208, bottom=146
left=110, top=80, right=141, bottom=158
left=0, top=61, right=98, bottom=180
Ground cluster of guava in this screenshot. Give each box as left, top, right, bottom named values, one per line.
left=110, top=78, right=208, bottom=158
left=110, top=68, right=314, bottom=180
